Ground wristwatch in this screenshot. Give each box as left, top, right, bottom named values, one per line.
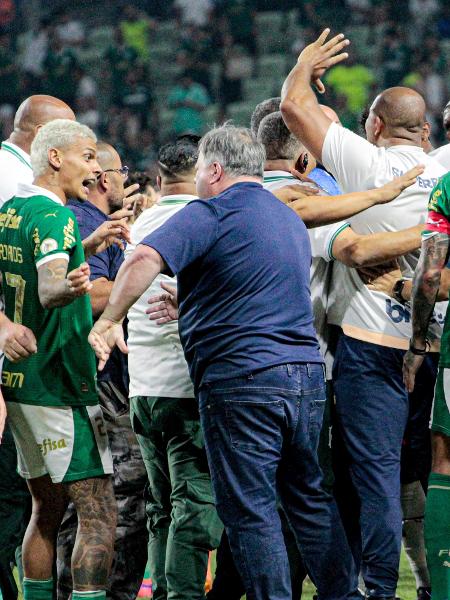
left=393, top=278, right=407, bottom=305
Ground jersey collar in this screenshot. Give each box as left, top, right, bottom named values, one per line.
left=157, top=194, right=198, bottom=206
left=1, top=141, right=32, bottom=170
left=16, top=182, right=64, bottom=206
left=263, top=170, right=298, bottom=182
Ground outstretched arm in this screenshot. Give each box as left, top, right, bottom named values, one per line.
left=403, top=232, right=450, bottom=391
left=332, top=224, right=422, bottom=268
left=280, top=165, right=423, bottom=227
left=281, top=29, right=350, bottom=162
left=89, top=245, right=166, bottom=368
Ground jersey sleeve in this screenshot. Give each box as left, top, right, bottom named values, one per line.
left=32, top=205, right=79, bottom=268
left=321, top=122, right=380, bottom=193
left=424, top=174, right=450, bottom=235
left=308, top=221, right=350, bottom=261
left=139, top=200, right=219, bottom=276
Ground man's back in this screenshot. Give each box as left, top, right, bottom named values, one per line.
left=142, top=181, right=322, bottom=389
left=0, top=183, right=97, bottom=406
left=0, top=142, right=33, bottom=206
left=322, top=123, right=448, bottom=347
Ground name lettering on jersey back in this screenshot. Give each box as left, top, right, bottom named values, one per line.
left=0, top=244, right=23, bottom=263
left=391, top=168, right=438, bottom=190
left=2, top=371, right=24, bottom=388
left=38, top=437, right=67, bottom=457
left=0, top=208, right=22, bottom=231
left=385, top=299, right=445, bottom=325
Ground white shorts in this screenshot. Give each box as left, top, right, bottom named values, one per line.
left=7, top=403, right=113, bottom=483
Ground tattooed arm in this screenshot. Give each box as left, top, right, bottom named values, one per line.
left=403, top=232, right=450, bottom=392
left=37, top=258, right=93, bottom=309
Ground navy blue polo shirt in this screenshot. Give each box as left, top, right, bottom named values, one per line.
left=140, top=181, right=322, bottom=390
left=68, top=199, right=129, bottom=395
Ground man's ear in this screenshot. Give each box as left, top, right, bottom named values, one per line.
left=374, top=115, right=384, bottom=139
left=295, top=152, right=309, bottom=174
left=210, top=161, right=223, bottom=184
left=98, top=171, right=109, bottom=191
left=48, top=147, right=62, bottom=171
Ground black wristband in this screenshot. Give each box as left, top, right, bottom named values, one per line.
left=409, top=339, right=430, bottom=355
left=393, top=278, right=407, bottom=305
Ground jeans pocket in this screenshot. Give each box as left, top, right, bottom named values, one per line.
left=224, top=394, right=284, bottom=451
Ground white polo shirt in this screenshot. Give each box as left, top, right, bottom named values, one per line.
left=263, top=171, right=349, bottom=378
left=322, top=123, right=447, bottom=349
left=125, top=194, right=197, bottom=399
left=0, top=142, right=33, bottom=207
left=430, top=143, right=450, bottom=171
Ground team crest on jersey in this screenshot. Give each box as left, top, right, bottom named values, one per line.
left=40, top=238, right=58, bottom=255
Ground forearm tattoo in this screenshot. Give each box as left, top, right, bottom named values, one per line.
left=411, top=233, right=450, bottom=343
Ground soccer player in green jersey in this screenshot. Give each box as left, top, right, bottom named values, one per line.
left=0, top=119, right=127, bottom=600
left=404, top=171, right=450, bottom=600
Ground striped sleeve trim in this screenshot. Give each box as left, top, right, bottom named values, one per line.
left=327, top=223, right=351, bottom=261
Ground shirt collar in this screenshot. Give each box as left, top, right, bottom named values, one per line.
left=263, top=170, right=297, bottom=181
left=1, top=141, right=32, bottom=170
left=16, top=182, right=64, bottom=205
left=157, top=194, right=198, bottom=206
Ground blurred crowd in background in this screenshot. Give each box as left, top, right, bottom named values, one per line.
left=1, top=0, right=450, bottom=176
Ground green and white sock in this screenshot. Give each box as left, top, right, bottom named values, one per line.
left=23, top=577, right=53, bottom=600
left=424, top=473, right=450, bottom=600
left=72, top=590, right=106, bottom=600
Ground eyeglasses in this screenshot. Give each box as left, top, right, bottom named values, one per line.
left=103, top=166, right=129, bottom=180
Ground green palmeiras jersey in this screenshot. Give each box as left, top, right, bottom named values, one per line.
left=0, top=183, right=98, bottom=406
left=425, top=171, right=450, bottom=367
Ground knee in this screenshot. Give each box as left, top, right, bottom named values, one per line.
left=172, top=479, right=223, bottom=549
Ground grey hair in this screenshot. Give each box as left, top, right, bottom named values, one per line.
left=30, top=119, right=97, bottom=177
left=250, top=97, right=281, bottom=135
left=199, top=124, right=265, bottom=178
left=257, top=111, right=302, bottom=161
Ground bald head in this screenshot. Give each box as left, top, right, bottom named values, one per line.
left=10, top=95, right=75, bottom=153
left=14, top=95, right=75, bottom=134
left=96, top=142, right=121, bottom=171
left=373, top=87, right=425, bottom=131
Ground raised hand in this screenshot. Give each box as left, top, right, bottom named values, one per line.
left=297, top=28, right=350, bottom=93
left=83, top=218, right=131, bottom=257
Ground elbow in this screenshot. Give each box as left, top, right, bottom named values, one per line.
left=280, top=98, right=299, bottom=126
left=340, top=241, right=370, bottom=268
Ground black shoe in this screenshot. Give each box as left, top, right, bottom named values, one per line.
left=417, top=587, right=431, bottom=600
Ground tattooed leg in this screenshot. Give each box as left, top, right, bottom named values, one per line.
left=65, top=476, right=117, bottom=591
left=23, top=475, right=68, bottom=579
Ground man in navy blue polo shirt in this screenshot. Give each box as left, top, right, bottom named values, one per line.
left=89, top=125, right=359, bottom=600
left=57, top=142, right=148, bottom=600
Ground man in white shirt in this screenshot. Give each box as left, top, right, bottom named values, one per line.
left=280, top=30, right=447, bottom=600
left=0, top=95, right=75, bottom=206
left=126, top=135, right=222, bottom=600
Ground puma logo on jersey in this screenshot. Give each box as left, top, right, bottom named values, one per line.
left=45, top=212, right=57, bottom=218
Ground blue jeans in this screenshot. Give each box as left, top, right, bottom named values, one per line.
left=333, top=335, right=411, bottom=598
left=198, top=363, right=359, bottom=600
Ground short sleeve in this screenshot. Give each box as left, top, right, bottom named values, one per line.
left=424, top=175, right=450, bottom=235
left=33, top=206, right=79, bottom=268
left=321, top=123, right=380, bottom=193
left=139, top=201, right=219, bottom=276
left=88, top=246, right=124, bottom=281
left=308, top=221, right=350, bottom=261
